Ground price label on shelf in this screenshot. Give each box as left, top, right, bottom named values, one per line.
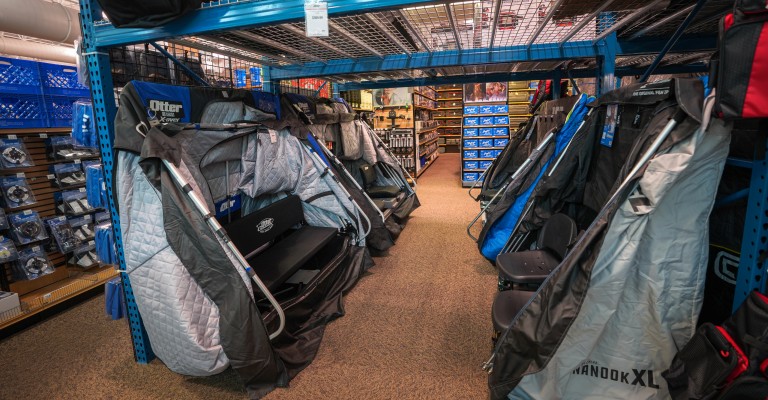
left=304, top=0, right=329, bottom=37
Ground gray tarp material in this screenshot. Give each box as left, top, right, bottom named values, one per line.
left=488, top=79, right=732, bottom=400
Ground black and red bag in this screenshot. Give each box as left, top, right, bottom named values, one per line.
left=663, top=291, right=768, bottom=399
left=714, top=0, right=768, bottom=119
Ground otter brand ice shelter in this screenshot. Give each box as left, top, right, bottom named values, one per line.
left=112, top=81, right=371, bottom=398
left=281, top=93, right=420, bottom=248
left=486, top=79, right=732, bottom=400
left=471, top=94, right=591, bottom=261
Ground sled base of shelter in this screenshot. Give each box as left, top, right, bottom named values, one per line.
left=226, top=195, right=341, bottom=302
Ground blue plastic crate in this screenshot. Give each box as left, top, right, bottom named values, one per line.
left=479, top=105, right=494, bottom=114
left=495, top=138, right=510, bottom=147
left=479, top=160, right=493, bottom=169
left=494, top=127, right=509, bottom=136
left=463, top=150, right=479, bottom=159
left=464, top=105, right=479, bottom=115
left=463, top=128, right=478, bottom=137
left=464, top=161, right=479, bottom=170
left=0, top=57, right=42, bottom=95
left=494, top=105, right=509, bottom=114
left=480, top=116, right=495, bottom=126
left=493, top=149, right=504, bottom=157
left=39, top=62, right=90, bottom=97
left=479, top=138, right=494, bottom=148
left=479, top=128, right=494, bottom=136
left=464, top=117, right=479, bottom=126
left=463, top=139, right=479, bottom=148
left=44, top=96, right=80, bottom=127
left=463, top=172, right=479, bottom=182
left=495, top=116, right=510, bottom=125
left=0, top=93, right=45, bottom=128
left=480, top=149, right=495, bottom=159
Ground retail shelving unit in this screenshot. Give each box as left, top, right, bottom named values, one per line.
left=460, top=84, right=511, bottom=187
left=507, top=81, right=538, bottom=135
left=78, top=0, right=765, bottom=363
left=435, top=84, right=463, bottom=153
left=371, top=86, right=437, bottom=177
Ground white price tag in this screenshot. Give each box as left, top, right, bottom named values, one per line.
left=269, top=131, right=277, bottom=144
left=304, top=0, right=329, bottom=37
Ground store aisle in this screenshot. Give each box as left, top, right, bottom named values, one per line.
left=0, top=153, right=497, bottom=400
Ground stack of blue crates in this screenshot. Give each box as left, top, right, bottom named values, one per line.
left=0, top=57, right=89, bottom=129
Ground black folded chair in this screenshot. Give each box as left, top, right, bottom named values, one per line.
left=492, top=289, right=535, bottom=341
left=497, top=213, right=577, bottom=291
left=225, top=195, right=337, bottom=291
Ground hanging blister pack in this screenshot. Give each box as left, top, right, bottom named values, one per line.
left=0, top=174, right=35, bottom=208
left=9, top=210, right=48, bottom=245
left=56, top=188, right=95, bottom=215
left=46, top=216, right=81, bottom=253
left=14, top=246, right=53, bottom=280
left=46, top=136, right=98, bottom=161
left=0, top=138, right=34, bottom=169
left=0, top=208, right=9, bottom=230
left=50, top=162, right=85, bottom=188
left=94, top=221, right=116, bottom=265
left=68, top=240, right=98, bottom=269
left=71, top=100, right=98, bottom=150
left=0, top=235, right=19, bottom=263
left=69, top=214, right=94, bottom=242
left=84, top=162, right=106, bottom=209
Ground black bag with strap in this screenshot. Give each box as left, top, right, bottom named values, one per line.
left=663, top=291, right=768, bottom=399
left=713, top=0, right=768, bottom=119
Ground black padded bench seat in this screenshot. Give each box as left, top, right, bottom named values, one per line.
left=492, top=289, right=535, bottom=333
left=225, top=195, right=337, bottom=291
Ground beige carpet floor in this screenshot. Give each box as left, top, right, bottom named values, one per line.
left=0, top=153, right=497, bottom=400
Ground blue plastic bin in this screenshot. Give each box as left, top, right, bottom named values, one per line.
left=0, top=57, right=42, bottom=95
left=463, top=139, right=479, bottom=148
left=463, top=128, right=478, bottom=137
left=464, top=105, right=479, bottom=115
left=463, top=172, right=479, bottom=182
left=493, top=105, right=509, bottom=114
left=464, top=117, right=479, bottom=126
left=494, top=116, right=510, bottom=125
left=495, top=138, right=510, bottom=147
left=494, top=127, right=509, bottom=136
left=0, top=93, right=46, bottom=128
left=39, top=62, right=90, bottom=97
left=464, top=161, right=479, bottom=170
left=479, top=138, right=494, bottom=148
left=464, top=150, right=479, bottom=159
left=479, top=128, right=494, bottom=136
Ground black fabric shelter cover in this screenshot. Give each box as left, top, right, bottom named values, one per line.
left=96, top=0, right=203, bottom=28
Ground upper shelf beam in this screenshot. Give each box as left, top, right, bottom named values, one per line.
left=89, top=0, right=441, bottom=48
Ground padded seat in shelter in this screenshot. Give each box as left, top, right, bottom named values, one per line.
left=226, top=195, right=337, bottom=291
left=360, top=163, right=401, bottom=199
left=497, top=213, right=577, bottom=289
left=492, top=289, right=535, bottom=334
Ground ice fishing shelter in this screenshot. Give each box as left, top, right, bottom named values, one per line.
left=112, top=81, right=372, bottom=397
left=281, top=93, right=420, bottom=249
left=486, top=79, right=732, bottom=399
left=471, top=94, right=592, bottom=261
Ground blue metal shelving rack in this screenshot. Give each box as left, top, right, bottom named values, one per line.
left=77, top=0, right=763, bottom=364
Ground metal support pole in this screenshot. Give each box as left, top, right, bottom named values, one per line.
left=552, top=68, right=562, bottom=100
left=639, top=0, right=708, bottom=82
left=732, top=133, right=768, bottom=311
left=79, top=0, right=154, bottom=363
left=596, top=32, right=617, bottom=96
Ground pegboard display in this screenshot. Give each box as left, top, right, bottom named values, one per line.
left=0, top=128, right=117, bottom=329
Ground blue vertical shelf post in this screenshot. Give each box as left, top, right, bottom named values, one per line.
left=79, top=0, right=155, bottom=364
left=733, top=133, right=768, bottom=311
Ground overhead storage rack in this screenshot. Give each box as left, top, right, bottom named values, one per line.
left=77, top=0, right=765, bottom=365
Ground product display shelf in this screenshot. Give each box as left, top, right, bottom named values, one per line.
left=461, top=101, right=514, bottom=187
left=435, top=84, right=463, bottom=154
left=508, top=81, right=538, bottom=135
left=0, top=128, right=116, bottom=332
left=371, top=86, right=437, bottom=179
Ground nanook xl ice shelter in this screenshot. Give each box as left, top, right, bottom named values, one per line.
left=486, top=79, right=733, bottom=399
left=112, top=81, right=374, bottom=397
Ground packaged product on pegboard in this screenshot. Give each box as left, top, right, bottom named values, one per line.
left=0, top=138, right=34, bottom=169
left=13, top=246, right=53, bottom=280
left=0, top=235, right=19, bottom=263
left=46, top=216, right=81, bottom=254
left=0, top=174, right=36, bottom=209
left=9, top=210, right=48, bottom=245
